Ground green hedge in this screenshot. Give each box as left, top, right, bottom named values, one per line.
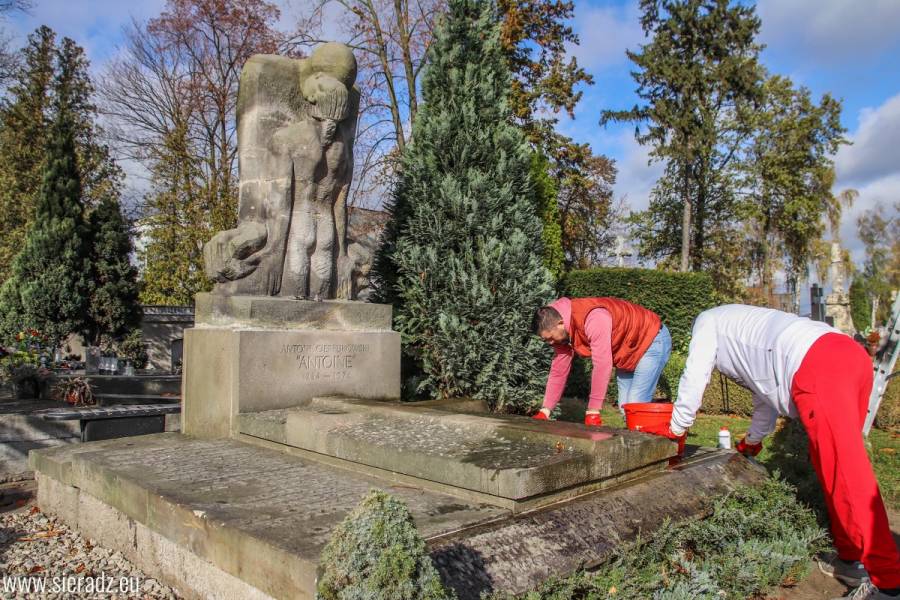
left=563, top=267, right=717, bottom=353
left=876, top=374, right=900, bottom=431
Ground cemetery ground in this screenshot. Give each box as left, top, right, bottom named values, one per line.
left=1, top=399, right=897, bottom=599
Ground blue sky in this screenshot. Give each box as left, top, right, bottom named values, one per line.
left=5, top=0, right=899, bottom=268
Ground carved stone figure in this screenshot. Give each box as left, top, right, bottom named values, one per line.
left=203, top=43, right=359, bottom=299
left=825, top=241, right=855, bottom=334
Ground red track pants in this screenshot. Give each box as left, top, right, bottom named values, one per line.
left=791, top=332, right=900, bottom=589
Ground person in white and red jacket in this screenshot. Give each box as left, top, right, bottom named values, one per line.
left=642, top=304, right=900, bottom=600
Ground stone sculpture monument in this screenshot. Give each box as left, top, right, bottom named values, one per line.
left=825, top=241, right=855, bottom=334
left=183, top=44, right=400, bottom=438
left=204, top=43, right=359, bottom=300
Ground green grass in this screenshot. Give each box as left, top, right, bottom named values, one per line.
left=556, top=401, right=900, bottom=511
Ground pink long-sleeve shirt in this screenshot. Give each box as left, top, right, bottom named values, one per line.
left=542, top=297, right=613, bottom=411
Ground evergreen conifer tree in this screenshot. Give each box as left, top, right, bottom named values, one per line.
left=0, top=26, right=55, bottom=283
left=530, top=152, right=565, bottom=284
left=377, top=0, right=554, bottom=410
left=86, top=196, right=141, bottom=348
left=318, top=491, right=451, bottom=600
left=0, top=28, right=122, bottom=285
left=138, top=122, right=212, bottom=305
left=0, top=103, right=91, bottom=345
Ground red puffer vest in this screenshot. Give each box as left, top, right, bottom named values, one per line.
left=570, top=297, right=661, bottom=371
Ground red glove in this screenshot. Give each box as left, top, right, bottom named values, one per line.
left=639, top=422, right=683, bottom=440
left=532, top=410, right=550, bottom=421
left=735, top=437, right=763, bottom=457
left=584, top=413, right=602, bottom=427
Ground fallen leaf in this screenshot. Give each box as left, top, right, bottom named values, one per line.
left=29, top=506, right=41, bottom=515
left=75, top=564, right=85, bottom=574
left=879, top=447, right=895, bottom=454
left=608, top=586, right=617, bottom=595
left=17, top=528, right=62, bottom=542
left=28, top=565, right=44, bottom=574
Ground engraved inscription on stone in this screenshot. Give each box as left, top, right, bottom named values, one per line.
left=279, top=342, right=370, bottom=382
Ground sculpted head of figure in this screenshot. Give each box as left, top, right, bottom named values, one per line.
left=302, top=72, right=349, bottom=145
left=309, top=42, right=357, bottom=89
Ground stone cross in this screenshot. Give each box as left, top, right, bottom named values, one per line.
left=612, top=235, right=632, bottom=268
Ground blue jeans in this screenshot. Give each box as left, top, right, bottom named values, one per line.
left=617, top=324, right=672, bottom=410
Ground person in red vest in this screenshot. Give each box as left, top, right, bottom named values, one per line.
left=531, top=297, right=671, bottom=426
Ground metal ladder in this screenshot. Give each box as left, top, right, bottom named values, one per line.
left=863, top=293, right=900, bottom=436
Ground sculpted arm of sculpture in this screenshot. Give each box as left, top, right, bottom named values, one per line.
left=334, top=165, right=354, bottom=300
left=257, top=168, right=294, bottom=295
left=335, top=94, right=357, bottom=300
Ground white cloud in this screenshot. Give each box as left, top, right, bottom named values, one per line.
left=609, top=129, right=663, bottom=213
left=835, top=92, right=900, bottom=185
left=836, top=173, right=900, bottom=264
left=7, top=0, right=167, bottom=64
left=834, top=93, right=900, bottom=263
left=757, top=0, right=900, bottom=63
left=570, top=1, right=644, bottom=72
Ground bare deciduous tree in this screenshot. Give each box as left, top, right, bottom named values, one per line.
left=100, top=0, right=282, bottom=226
left=0, top=0, right=33, bottom=86
left=285, top=0, right=443, bottom=207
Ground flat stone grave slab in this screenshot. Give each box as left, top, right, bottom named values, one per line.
left=30, top=433, right=507, bottom=600
left=238, top=397, right=677, bottom=506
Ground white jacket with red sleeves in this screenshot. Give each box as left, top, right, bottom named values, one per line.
left=670, top=304, right=839, bottom=443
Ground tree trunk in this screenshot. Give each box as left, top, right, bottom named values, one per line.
left=760, top=210, right=772, bottom=302
left=680, top=164, right=691, bottom=272
left=394, top=0, right=418, bottom=125
left=691, top=167, right=705, bottom=272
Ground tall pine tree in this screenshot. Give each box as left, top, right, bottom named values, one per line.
left=86, top=196, right=141, bottom=348
left=0, top=26, right=55, bottom=283
left=377, top=0, right=555, bottom=411
left=0, top=100, right=91, bottom=345
left=0, top=27, right=123, bottom=285
left=138, top=121, right=212, bottom=305
left=602, top=0, right=764, bottom=286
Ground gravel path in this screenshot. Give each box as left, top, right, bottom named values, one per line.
left=1, top=494, right=181, bottom=599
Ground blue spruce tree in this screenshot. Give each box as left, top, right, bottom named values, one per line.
left=379, top=0, right=554, bottom=411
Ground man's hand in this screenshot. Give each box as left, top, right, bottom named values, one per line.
left=735, top=437, right=763, bottom=457
left=640, top=422, right=684, bottom=440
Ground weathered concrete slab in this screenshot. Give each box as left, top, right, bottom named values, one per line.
left=195, top=294, right=392, bottom=330
left=238, top=397, right=677, bottom=504
left=31, top=434, right=766, bottom=600
left=31, top=433, right=506, bottom=599
left=1, top=399, right=80, bottom=482
left=183, top=329, right=401, bottom=437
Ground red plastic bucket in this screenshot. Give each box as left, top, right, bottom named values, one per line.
left=624, top=402, right=685, bottom=457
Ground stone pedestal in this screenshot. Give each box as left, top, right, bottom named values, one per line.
left=182, top=294, right=400, bottom=439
